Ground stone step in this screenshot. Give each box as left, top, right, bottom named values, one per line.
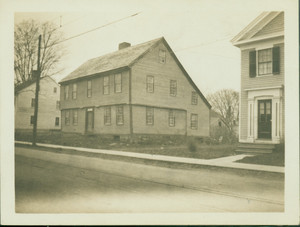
left=235, top=149, right=273, bottom=154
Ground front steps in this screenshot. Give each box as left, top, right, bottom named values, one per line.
left=236, top=143, right=276, bottom=154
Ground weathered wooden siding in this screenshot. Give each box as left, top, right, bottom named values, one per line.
left=131, top=41, right=210, bottom=137
left=132, top=106, right=186, bottom=135
left=60, top=70, right=130, bottom=110
left=254, top=12, right=284, bottom=37
left=15, top=77, right=61, bottom=130
left=240, top=43, right=284, bottom=140
left=61, top=105, right=130, bottom=134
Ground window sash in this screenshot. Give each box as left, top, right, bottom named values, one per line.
left=31, top=98, right=35, bottom=108
left=73, top=110, right=78, bottom=125
left=103, top=76, right=110, bottom=95
left=191, top=91, right=198, bottom=105
left=65, top=111, right=70, bottom=125
left=146, top=76, right=154, bottom=93
left=30, top=115, right=34, bottom=125
left=104, top=107, right=111, bottom=125
left=258, top=49, right=272, bottom=75
left=114, top=73, right=122, bottom=93
left=55, top=117, right=59, bottom=126
left=56, top=101, right=60, bottom=110
left=87, top=80, right=92, bottom=97
left=169, top=110, right=175, bottom=127
left=146, top=107, right=154, bottom=125
left=72, top=84, right=77, bottom=99
left=159, top=49, right=166, bottom=63
left=116, top=106, right=124, bottom=125
left=64, top=85, right=69, bottom=100
left=170, top=80, right=177, bottom=96
left=191, top=114, right=198, bottom=129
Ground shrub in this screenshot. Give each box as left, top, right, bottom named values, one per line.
left=187, top=138, right=197, bottom=152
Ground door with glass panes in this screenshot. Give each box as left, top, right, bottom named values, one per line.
left=257, top=99, right=272, bottom=139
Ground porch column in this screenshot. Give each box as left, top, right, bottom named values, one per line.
left=247, top=98, right=254, bottom=142
left=272, top=97, right=281, bottom=143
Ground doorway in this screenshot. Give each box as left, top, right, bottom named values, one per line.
left=257, top=99, right=272, bottom=139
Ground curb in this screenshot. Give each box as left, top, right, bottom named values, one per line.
left=15, top=141, right=284, bottom=174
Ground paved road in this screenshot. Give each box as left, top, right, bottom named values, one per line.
left=15, top=147, right=284, bottom=213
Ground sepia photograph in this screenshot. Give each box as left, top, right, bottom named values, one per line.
left=0, top=0, right=299, bottom=225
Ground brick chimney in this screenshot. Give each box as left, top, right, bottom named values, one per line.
left=119, top=42, right=131, bottom=50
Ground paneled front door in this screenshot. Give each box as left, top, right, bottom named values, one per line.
left=86, top=108, right=94, bottom=133
left=257, top=99, right=272, bottom=139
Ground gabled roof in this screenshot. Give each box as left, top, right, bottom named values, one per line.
left=60, top=37, right=162, bottom=83
left=231, top=11, right=284, bottom=46
left=60, top=37, right=211, bottom=108
left=15, top=76, right=58, bottom=94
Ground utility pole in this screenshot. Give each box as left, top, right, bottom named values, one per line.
left=32, top=34, right=42, bottom=146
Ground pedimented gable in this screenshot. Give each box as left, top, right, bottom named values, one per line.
left=253, top=12, right=284, bottom=38
left=231, top=11, right=284, bottom=46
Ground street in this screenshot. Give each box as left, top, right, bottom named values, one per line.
left=15, top=147, right=284, bottom=213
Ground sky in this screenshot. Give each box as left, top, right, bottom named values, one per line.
left=13, top=0, right=289, bottom=96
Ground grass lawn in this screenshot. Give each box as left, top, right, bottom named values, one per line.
left=236, top=151, right=284, bottom=167
left=15, top=130, right=237, bottom=159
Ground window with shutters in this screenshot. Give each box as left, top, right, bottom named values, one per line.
left=146, top=75, right=154, bottom=93
left=72, top=83, right=77, bottom=99
left=73, top=109, right=78, bottom=125
left=104, top=106, right=111, bottom=125
left=87, top=80, right=92, bottom=97
left=191, top=114, right=198, bottom=130
left=169, top=110, right=175, bottom=127
left=170, top=80, right=177, bottom=96
left=103, top=76, right=110, bottom=95
left=146, top=107, right=154, bottom=125
left=114, top=73, right=122, bottom=93
left=249, top=46, right=280, bottom=77
left=116, top=106, right=124, bottom=125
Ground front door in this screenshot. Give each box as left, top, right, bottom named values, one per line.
left=86, top=108, right=94, bottom=133
left=258, top=99, right=272, bottom=139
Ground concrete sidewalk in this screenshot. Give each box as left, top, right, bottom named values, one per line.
left=15, top=141, right=284, bottom=173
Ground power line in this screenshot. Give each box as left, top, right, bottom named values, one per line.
left=42, top=12, right=141, bottom=48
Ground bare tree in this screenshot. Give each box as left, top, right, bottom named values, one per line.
left=14, top=19, right=65, bottom=86
left=207, top=89, right=239, bottom=132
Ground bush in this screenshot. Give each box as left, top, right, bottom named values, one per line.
left=187, top=138, right=197, bottom=152
left=210, top=125, right=238, bottom=144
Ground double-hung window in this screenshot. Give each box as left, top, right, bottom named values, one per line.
left=55, top=117, right=59, bottom=126
left=146, top=107, right=154, bottom=125
left=170, top=80, right=177, bottom=96
left=116, top=106, right=124, bottom=125
left=191, top=91, right=198, bottom=105
left=169, top=110, right=175, bottom=127
left=159, top=49, right=166, bottom=64
left=191, top=114, right=198, bottom=130
left=64, top=85, right=69, bottom=100
left=103, top=76, right=110, bottom=95
left=87, top=80, right=92, bottom=97
left=72, top=83, right=77, bottom=99
left=65, top=110, right=70, bottom=125
left=104, top=106, right=111, bottom=125
left=146, top=75, right=154, bottom=93
left=249, top=46, right=280, bottom=77
left=31, top=98, right=35, bottom=108
left=114, top=73, right=122, bottom=93
left=73, top=109, right=78, bottom=125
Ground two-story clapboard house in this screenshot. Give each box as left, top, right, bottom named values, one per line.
left=232, top=12, right=284, bottom=153
left=15, top=76, right=61, bottom=131
left=59, top=37, right=211, bottom=140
